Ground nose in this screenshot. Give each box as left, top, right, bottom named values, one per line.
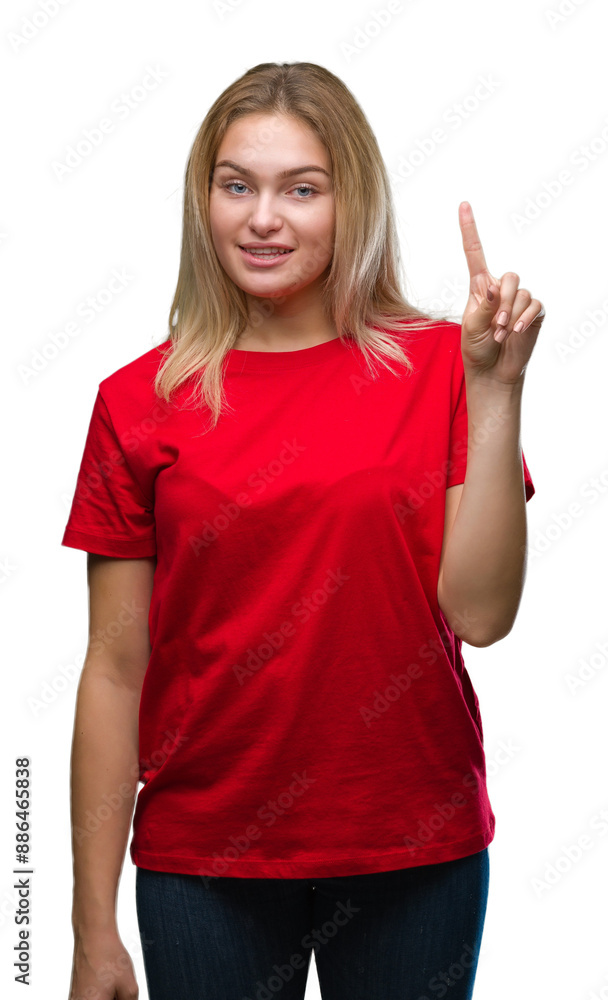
left=248, top=191, right=284, bottom=235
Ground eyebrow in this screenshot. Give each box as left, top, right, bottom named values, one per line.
left=213, top=159, right=331, bottom=180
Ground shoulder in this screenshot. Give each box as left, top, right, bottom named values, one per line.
left=98, top=338, right=172, bottom=411
left=99, top=338, right=171, bottom=392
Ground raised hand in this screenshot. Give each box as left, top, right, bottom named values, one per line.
left=458, top=201, right=545, bottom=386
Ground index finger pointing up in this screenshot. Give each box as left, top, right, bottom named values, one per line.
left=459, top=201, right=490, bottom=281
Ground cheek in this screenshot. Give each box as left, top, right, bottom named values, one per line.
left=209, top=192, right=235, bottom=233
left=308, top=215, right=335, bottom=262
left=307, top=204, right=335, bottom=249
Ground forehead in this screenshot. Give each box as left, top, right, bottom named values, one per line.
left=216, top=114, right=330, bottom=167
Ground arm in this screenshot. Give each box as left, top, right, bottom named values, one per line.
left=440, top=201, right=544, bottom=648
left=71, top=553, right=155, bottom=934
left=437, top=378, right=527, bottom=648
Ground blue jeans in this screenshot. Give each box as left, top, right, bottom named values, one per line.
left=135, top=848, right=490, bottom=1000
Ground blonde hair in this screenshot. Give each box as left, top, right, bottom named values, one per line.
left=154, top=61, right=454, bottom=430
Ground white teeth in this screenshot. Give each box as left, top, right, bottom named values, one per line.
left=243, top=247, right=291, bottom=255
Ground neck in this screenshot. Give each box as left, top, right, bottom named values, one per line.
left=235, top=290, right=338, bottom=352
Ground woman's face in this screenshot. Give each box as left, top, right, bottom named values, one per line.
left=209, top=113, right=335, bottom=301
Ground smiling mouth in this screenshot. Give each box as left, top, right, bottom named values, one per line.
left=239, top=246, right=295, bottom=257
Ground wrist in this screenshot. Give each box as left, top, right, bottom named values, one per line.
left=72, top=913, right=119, bottom=936
left=464, top=370, right=525, bottom=400
left=72, top=898, right=118, bottom=935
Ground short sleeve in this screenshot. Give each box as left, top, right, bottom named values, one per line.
left=61, top=389, right=157, bottom=557
left=447, top=370, right=535, bottom=502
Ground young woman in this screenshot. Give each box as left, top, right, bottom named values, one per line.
left=64, top=61, right=544, bottom=1000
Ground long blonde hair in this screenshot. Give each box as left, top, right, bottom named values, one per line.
left=155, top=61, right=454, bottom=429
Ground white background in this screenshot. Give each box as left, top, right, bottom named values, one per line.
left=2, top=0, right=608, bottom=997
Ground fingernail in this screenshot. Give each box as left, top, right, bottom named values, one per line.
left=498, top=311, right=508, bottom=326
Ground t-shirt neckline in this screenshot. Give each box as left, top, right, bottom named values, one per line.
left=224, top=334, right=353, bottom=372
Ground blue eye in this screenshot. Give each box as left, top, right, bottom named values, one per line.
left=222, top=181, right=316, bottom=198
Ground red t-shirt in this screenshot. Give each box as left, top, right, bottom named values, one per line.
left=61, top=320, right=534, bottom=879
